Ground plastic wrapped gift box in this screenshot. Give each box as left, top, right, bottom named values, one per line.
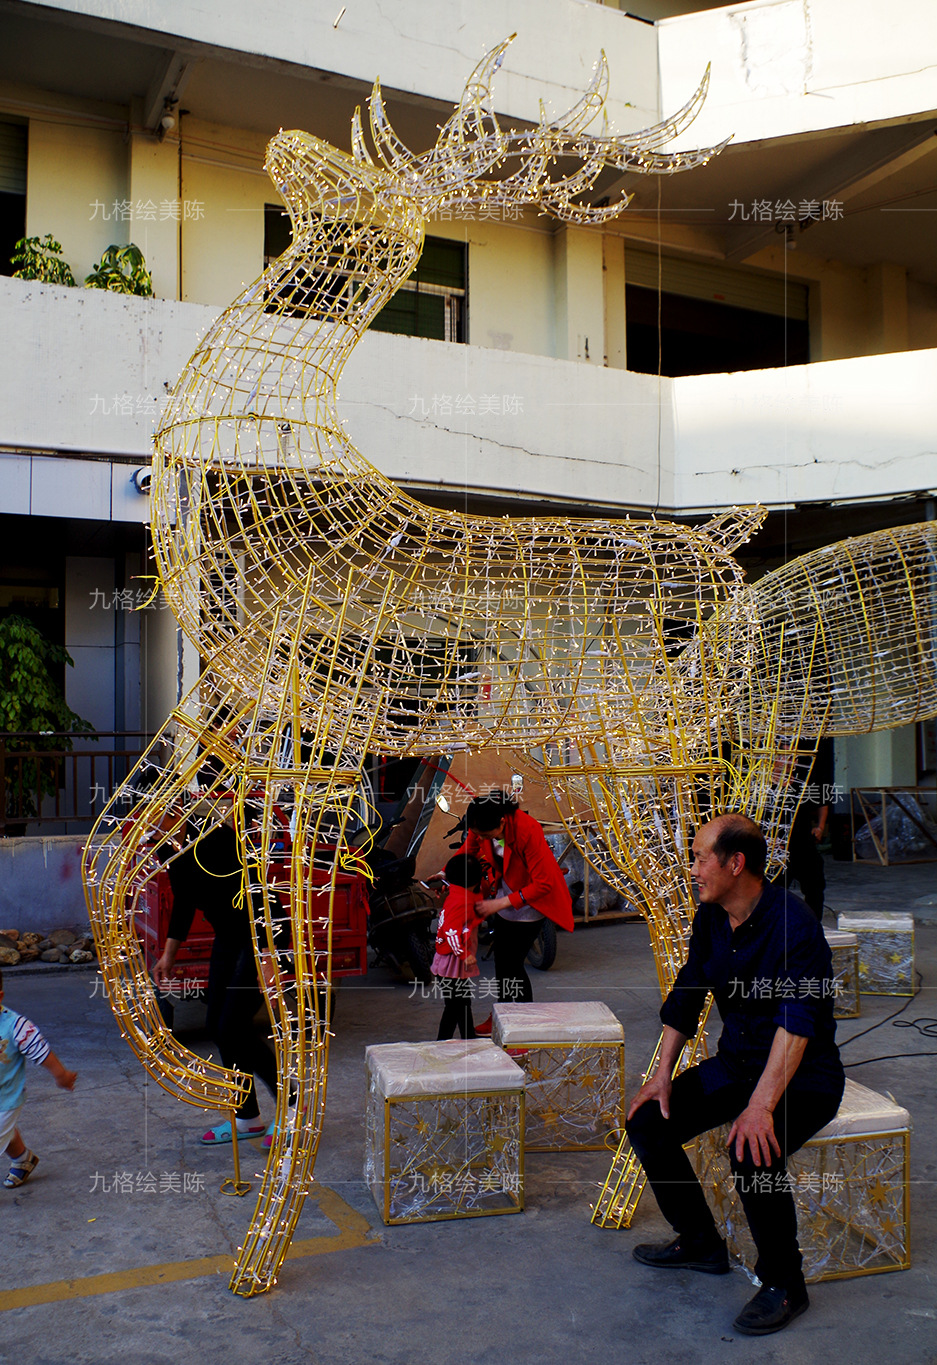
left=837, top=912, right=915, bottom=996
left=365, top=1040, right=526, bottom=1225
left=694, top=1078, right=911, bottom=1282
left=824, top=928, right=861, bottom=1018
left=491, top=1002, right=625, bottom=1152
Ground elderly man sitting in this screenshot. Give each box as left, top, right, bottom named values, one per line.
left=625, top=814, right=844, bottom=1337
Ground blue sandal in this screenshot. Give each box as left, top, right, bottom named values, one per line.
left=199, top=1120, right=265, bottom=1145
left=263, top=1107, right=304, bottom=1149
left=4, top=1151, right=39, bottom=1188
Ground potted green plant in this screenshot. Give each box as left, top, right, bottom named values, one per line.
left=0, top=615, right=93, bottom=836
left=10, top=235, right=76, bottom=286
left=85, top=243, right=154, bottom=296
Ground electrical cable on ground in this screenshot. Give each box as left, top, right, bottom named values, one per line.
left=835, top=968, right=937, bottom=1065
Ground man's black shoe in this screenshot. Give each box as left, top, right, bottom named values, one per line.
left=632, top=1236, right=730, bottom=1275
left=733, top=1283, right=809, bottom=1336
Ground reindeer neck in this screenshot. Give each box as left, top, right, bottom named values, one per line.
left=160, top=203, right=425, bottom=481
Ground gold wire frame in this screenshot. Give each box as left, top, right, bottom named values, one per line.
left=830, top=940, right=861, bottom=1019
left=80, top=33, right=937, bottom=1292
left=840, top=918, right=916, bottom=997
left=501, top=1040, right=626, bottom=1153
left=694, top=1125, right=911, bottom=1282
left=366, top=1088, right=526, bottom=1225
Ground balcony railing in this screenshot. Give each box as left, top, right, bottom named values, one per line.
left=0, top=732, right=154, bottom=836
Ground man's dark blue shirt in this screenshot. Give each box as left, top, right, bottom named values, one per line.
left=660, top=881, right=844, bottom=1097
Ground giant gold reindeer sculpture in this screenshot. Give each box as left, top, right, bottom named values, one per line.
left=82, top=36, right=937, bottom=1294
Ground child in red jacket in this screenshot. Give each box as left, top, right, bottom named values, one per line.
left=432, top=853, right=490, bottom=1040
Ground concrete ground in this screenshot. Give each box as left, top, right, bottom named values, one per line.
left=1, top=858, right=936, bottom=1365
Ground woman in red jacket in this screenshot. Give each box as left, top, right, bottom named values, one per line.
left=460, top=792, right=573, bottom=1029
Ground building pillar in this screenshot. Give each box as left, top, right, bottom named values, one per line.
left=553, top=227, right=605, bottom=364
left=65, top=556, right=116, bottom=733
left=867, top=262, right=908, bottom=354
left=603, top=234, right=626, bottom=369
left=838, top=727, right=917, bottom=795
left=115, top=546, right=142, bottom=737
left=127, top=118, right=180, bottom=300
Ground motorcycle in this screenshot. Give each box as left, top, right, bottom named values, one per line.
left=363, top=844, right=440, bottom=985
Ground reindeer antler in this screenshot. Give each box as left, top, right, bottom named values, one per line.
left=353, top=36, right=729, bottom=222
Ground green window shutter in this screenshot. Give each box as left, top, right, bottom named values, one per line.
left=415, top=237, right=466, bottom=290
left=262, top=214, right=466, bottom=341
left=0, top=120, right=27, bottom=196
left=370, top=289, right=447, bottom=341
left=371, top=234, right=466, bottom=342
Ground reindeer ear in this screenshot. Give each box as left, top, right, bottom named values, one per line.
left=350, top=107, right=375, bottom=165
left=697, top=505, right=767, bottom=554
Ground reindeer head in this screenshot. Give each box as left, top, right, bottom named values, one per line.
left=265, top=35, right=729, bottom=231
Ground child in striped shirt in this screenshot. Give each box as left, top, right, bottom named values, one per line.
left=0, top=968, right=77, bottom=1189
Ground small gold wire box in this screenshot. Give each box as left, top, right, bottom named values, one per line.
left=492, top=1002, right=625, bottom=1152
left=694, top=1078, right=911, bottom=1282
left=824, top=928, right=861, bottom=1019
left=837, top=913, right=915, bottom=996
left=365, top=1040, right=526, bottom=1225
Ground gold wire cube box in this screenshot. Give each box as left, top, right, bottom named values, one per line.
left=491, top=1002, right=625, bottom=1151
left=364, top=1040, right=526, bottom=1225
left=824, top=928, right=861, bottom=1019
left=695, top=1078, right=911, bottom=1282
left=837, top=912, right=915, bottom=996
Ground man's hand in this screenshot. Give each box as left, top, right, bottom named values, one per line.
left=727, top=1104, right=781, bottom=1166
left=154, top=951, right=177, bottom=991
left=627, top=1069, right=673, bottom=1122
left=812, top=805, right=830, bottom=842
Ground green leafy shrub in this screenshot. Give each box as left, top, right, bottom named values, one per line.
left=0, top=615, right=94, bottom=825
left=11, top=235, right=76, bottom=286
left=85, top=243, right=154, bottom=296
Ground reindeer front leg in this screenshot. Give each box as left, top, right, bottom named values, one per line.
left=229, top=753, right=367, bottom=1295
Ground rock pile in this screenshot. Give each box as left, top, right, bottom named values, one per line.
left=0, top=928, right=96, bottom=966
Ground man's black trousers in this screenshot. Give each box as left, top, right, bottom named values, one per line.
left=205, top=936, right=278, bottom=1121
left=773, top=810, right=825, bottom=919
left=625, top=1062, right=841, bottom=1290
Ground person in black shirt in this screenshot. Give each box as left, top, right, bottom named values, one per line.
left=773, top=737, right=835, bottom=919
left=155, top=809, right=279, bottom=1143
left=625, top=814, right=844, bottom=1337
